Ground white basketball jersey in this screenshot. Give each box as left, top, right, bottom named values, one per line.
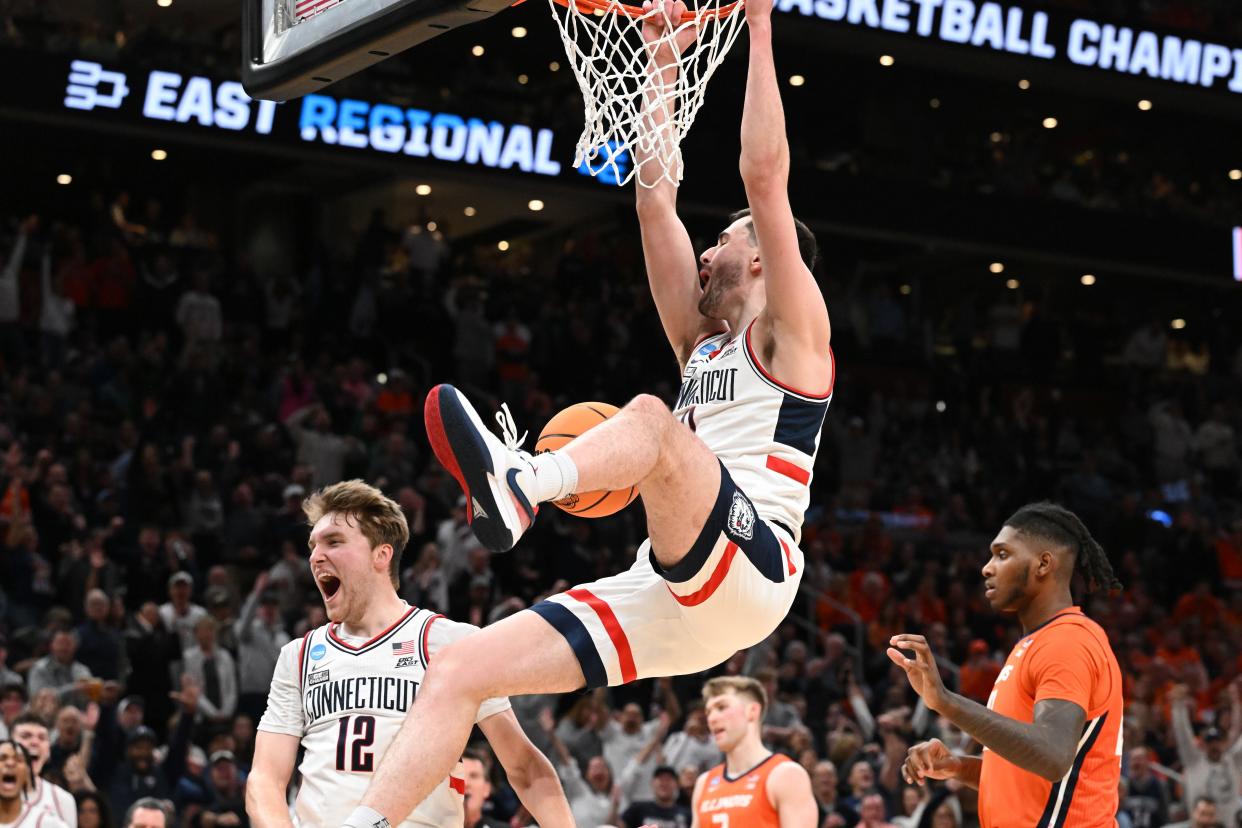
left=257, top=604, right=510, bottom=828
left=28, top=779, right=75, bottom=828
left=673, top=321, right=833, bottom=540
left=0, top=804, right=68, bottom=828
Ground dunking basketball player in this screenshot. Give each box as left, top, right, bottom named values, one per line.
left=344, top=0, right=832, bottom=823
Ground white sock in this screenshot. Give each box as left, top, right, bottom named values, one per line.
left=530, top=451, right=579, bottom=503
left=343, top=806, right=390, bottom=828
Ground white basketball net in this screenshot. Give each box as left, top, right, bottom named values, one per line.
left=546, top=0, right=748, bottom=187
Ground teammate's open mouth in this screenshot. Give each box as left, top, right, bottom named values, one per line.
left=0, top=772, right=16, bottom=787
left=318, top=574, right=342, bottom=600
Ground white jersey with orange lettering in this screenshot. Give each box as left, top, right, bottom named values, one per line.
left=28, top=778, right=75, bottom=828
left=673, top=320, right=833, bottom=543
left=257, top=604, right=510, bottom=828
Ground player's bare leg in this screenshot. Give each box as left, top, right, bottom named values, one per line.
left=426, top=385, right=722, bottom=568
left=559, top=393, right=721, bottom=567
left=353, top=611, right=583, bottom=825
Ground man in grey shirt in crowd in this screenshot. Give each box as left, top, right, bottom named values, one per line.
left=234, top=571, right=289, bottom=721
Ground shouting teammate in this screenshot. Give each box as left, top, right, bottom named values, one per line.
left=0, top=740, right=68, bottom=828
left=345, top=0, right=833, bottom=821
left=691, top=677, right=816, bottom=827
left=888, top=502, right=1124, bottom=828
left=10, top=715, right=75, bottom=827
left=246, top=480, right=571, bottom=828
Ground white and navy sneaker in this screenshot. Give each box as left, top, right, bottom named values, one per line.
left=424, top=384, right=538, bottom=553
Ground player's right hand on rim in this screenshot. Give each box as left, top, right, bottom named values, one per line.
left=901, top=738, right=961, bottom=786
left=641, top=0, right=698, bottom=57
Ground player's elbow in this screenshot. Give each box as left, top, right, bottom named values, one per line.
left=635, top=186, right=676, bottom=218
left=1037, top=752, right=1076, bottom=782
left=739, top=153, right=789, bottom=191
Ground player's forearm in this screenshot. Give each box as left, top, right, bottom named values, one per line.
left=739, top=20, right=789, bottom=187
left=636, top=40, right=683, bottom=195
left=939, top=693, right=1071, bottom=782
left=511, top=754, right=575, bottom=828
left=245, top=779, right=295, bottom=828
left=953, top=756, right=982, bottom=791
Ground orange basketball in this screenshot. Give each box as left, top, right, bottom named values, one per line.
left=535, top=402, right=638, bottom=518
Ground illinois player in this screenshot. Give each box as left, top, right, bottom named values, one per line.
left=0, top=741, right=68, bottom=828
left=245, top=480, right=572, bottom=828
left=691, top=677, right=816, bottom=828
left=887, top=502, right=1124, bottom=828
left=345, top=0, right=831, bottom=822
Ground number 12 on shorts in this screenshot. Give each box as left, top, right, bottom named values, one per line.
left=336, top=714, right=376, bottom=772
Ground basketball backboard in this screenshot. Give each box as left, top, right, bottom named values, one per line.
left=242, top=0, right=512, bottom=101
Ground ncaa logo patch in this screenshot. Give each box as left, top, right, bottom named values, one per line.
left=727, top=492, right=755, bottom=541
left=310, top=644, right=326, bottom=661
left=697, top=340, right=722, bottom=359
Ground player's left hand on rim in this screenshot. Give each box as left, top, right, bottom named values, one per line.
left=887, top=634, right=950, bottom=713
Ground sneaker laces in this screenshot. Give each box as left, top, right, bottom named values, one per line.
left=495, top=403, right=529, bottom=454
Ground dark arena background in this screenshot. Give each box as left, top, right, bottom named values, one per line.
left=1, top=0, right=1241, bottom=826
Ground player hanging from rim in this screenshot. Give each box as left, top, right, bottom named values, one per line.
left=691, top=677, right=816, bottom=828
left=343, top=0, right=833, bottom=822
left=245, top=480, right=572, bottom=828
left=887, top=501, right=1125, bottom=828
left=0, top=740, right=68, bottom=828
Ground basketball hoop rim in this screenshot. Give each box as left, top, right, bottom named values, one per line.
left=540, top=0, right=743, bottom=23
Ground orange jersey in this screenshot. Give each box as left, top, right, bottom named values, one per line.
left=978, top=608, right=1124, bottom=828
left=696, top=753, right=790, bottom=828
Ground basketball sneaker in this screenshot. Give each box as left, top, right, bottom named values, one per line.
left=424, top=384, right=538, bottom=553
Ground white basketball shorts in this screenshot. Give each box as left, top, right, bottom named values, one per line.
left=530, top=462, right=804, bottom=687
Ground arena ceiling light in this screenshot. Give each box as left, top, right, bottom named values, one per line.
left=1018, top=79, right=1030, bottom=90
left=497, top=240, right=510, bottom=251
left=472, top=45, right=484, bottom=56
left=1138, top=99, right=1153, bottom=111
left=464, top=206, right=477, bottom=216
left=1170, top=318, right=1186, bottom=330
left=989, top=262, right=1004, bottom=274
left=528, top=199, right=544, bottom=211
left=549, top=61, right=560, bottom=71
left=415, top=184, right=432, bottom=195
left=990, top=132, right=1003, bottom=143
left=1080, top=274, right=1096, bottom=286
left=898, top=284, right=911, bottom=295
left=511, top=26, right=527, bottom=38
left=156, top=0, right=172, bottom=6
left=879, top=55, right=895, bottom=67
left=929, top=98, right=941, bottom=109
left=518, top=74, right=529, bottom=84
left=1006, top=279, right=1020, bottom=290
left=1229, top=169, right=1242, bottom=181
left=1042, top=117, right=1058, bottom=129
left=56, top=174, right=72, bottom=185
left=788, top=75, right=805, bottom=87
left=151, top=149, right=168, bottom=160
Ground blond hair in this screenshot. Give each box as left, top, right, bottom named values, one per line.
left=303, top=480, right=410, bottom=589
left=702, top=676, right=767, bottom=716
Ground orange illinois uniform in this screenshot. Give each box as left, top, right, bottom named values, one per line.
left=978, top=608, right=1124, bottom=828
left=696, top=753, right=789, bottom=827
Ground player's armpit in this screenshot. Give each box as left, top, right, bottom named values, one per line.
left=478, top=709, right=574, bottom=828
left=246, top=731, right=300, bottom=828
left=766, top=761, right=818, bottom=828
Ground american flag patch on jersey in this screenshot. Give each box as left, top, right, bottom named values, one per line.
left=392, top=640, right=417, bottom=656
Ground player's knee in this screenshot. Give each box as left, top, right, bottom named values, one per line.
left=626, top=393, right=671, bottom=422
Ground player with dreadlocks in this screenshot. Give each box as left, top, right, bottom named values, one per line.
left=886, top=501, right=1124, bottom=828
left=0, top=739, right=68, bottom=828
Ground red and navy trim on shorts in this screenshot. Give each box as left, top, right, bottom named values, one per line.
left=648, top=461, right=789, bottom=589
left=529, top=601, right=609, bottom=689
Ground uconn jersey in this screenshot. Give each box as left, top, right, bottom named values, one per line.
left=674, top=320, right=832, bottom=539
left=257, top=604, right=510, bottom=827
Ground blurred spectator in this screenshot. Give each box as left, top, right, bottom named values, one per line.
left=233, top=574, right=288, bottom=722
left=462, top=750, right=507, bottom=828
left=181, top=618, right=236, bottom=726
left=28, top=630, right=93, bottom=707
left=661, top=705, right=719, bottom=774
left=1122, top=747, right=1169, bottom=828
left=619, top=765, right=691, bottom=828
left=158, top=572, right=207, bottom=655
left=1169, top=684, right=1241, bottom=827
